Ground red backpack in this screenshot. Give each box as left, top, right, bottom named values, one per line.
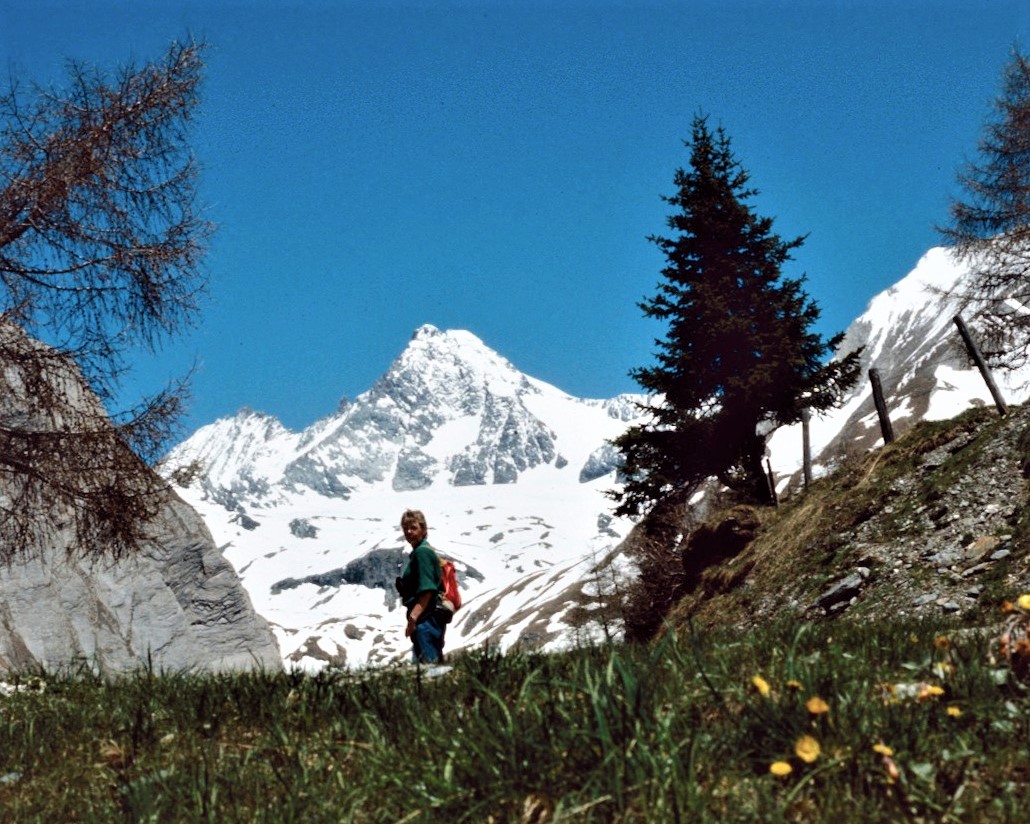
left=440, top=558, right=462, bottom=614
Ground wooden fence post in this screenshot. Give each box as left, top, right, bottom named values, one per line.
left=869, top=368, right=895, bottom=444
left=801, top=407, right=813, bottom=490
left=764, top=458, right=779, bottom=507
left=953, top=314, right=1008, bottom=416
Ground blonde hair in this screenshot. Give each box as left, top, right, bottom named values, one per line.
left=400, top=509, right=427, bottom=531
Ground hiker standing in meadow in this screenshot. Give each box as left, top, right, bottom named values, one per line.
left=397, top=509, right=447, bottom=664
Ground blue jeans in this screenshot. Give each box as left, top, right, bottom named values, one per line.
left=412, top=610, right=446, bottom=664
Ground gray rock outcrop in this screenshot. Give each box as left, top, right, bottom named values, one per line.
left=0, top=493, right=281, bottom=674
left=580, top=443, right=622, bottom=483
left=0, top=323, right=281, bottom=675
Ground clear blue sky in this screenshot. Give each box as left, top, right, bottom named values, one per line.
left=3, top=1, right=1029, bottom=437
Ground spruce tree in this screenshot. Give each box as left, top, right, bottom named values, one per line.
left=611, top=116, right=860, bottom=516
left=943, top=49, right=1030, bottom=366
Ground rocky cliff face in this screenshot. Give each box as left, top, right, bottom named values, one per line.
left=0, top=493, right=282, bottom=674
left=0, top=325, right=281, bottom=675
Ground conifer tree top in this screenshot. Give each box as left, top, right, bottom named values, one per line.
left=611, top=115, right=860, bottom=516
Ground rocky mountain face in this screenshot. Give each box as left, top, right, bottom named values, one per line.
left=0, top=494, right=282, bottom=674
left=164, top=247, right=1030, bottom=671
left=0, top=325, right=281, bottom=675
left=181, top=326, right=640, bottom=500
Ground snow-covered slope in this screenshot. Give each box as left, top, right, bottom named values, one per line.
left=164, top=248, right=1030, bottom=671
left=163, top=325, right=647, bottom=669
left=767, top=247, right=1030, bottom=485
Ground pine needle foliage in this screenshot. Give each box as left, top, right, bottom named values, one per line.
left=612, top=116, right=860, bottom=515
left=943, top=49, right=1030, bottom=367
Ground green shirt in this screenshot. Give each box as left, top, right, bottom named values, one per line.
left=400, top=539, right=443, bottom=612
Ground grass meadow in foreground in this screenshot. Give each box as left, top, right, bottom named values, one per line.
left=1, top=611, right=1028, bottom=822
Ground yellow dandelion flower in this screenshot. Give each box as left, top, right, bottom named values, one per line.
left=806, top=696, right=830, bottom=715
left=795, top=735, right=821, bottom=763
left=946, top=705, right=962, bottom=717
left=932, top=661, right=955, bottom=679
left=878, top=682, right=902, bottom=705
left=786, top=679, right=803, bottom=691
left=769, top=760, right=793, bottom=777
left=872, top=743, right=893, bottom=757
left=1018, top=594, right=1030, bottom=611
left=751, top=675, right=771, bottom=697
left=917, top=684, right=945, bottom=701
left=934, top=635, right=950, bottom=649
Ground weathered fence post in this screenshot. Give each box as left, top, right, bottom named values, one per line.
left=953, top=314, right=1008, bottom=416
left=764, top=458, right=779, bottom=507
left=801, top=407, right=813, bottom=490
left=869, top=367, right=895, bottom=444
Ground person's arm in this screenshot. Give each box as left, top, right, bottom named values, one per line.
left=405, top=591, right=435, bottom=636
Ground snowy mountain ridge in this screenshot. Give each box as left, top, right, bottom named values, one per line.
left=767, top=247, right=1030, bottom=479
left=164, top=324, right=649, bottom=669
left=164, top=248, right=1030, bottom=671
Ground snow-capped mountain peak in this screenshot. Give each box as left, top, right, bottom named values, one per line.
left=171, top=325, right=607, bottom=501
left=768, top=246, right=1030, bottom=483
left=163, top=326, right=648, bottom=669
left=393, top=324, right=535, bottom=403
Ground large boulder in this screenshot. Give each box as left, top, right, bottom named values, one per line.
left=0, top=323, right=280, bottom=675
left=0, top=492, right=281, bottom=674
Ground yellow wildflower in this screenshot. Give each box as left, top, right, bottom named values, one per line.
left=883, top=755, right=900, bottom=784
left=917, top=684, right=945, bottom=701
left=934, top=635, right=950, bottom=650
left=933, top=661, right=954, bottom=679
left=751, top=675, right=771, bottom=697
left=872, top=743, right=893, bottom=757
left=946, top=705, right=963, bottom=717
left=1018, top=593, right=1030, bottom=611
left=769, top=760, right=793, bottom=777
left=806, top=696, right=830, bottom=715
left=786, top=679, right=803, bottom=691
left=795, top=735, right=821, bottom=763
